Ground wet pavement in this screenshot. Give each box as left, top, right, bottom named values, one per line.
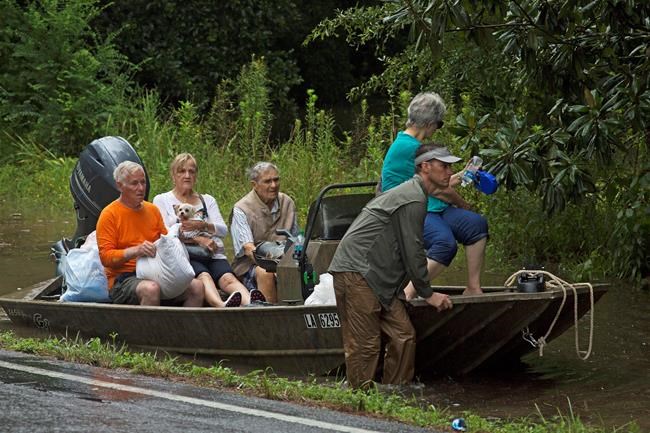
left=0, top=349, right=442, bottom=433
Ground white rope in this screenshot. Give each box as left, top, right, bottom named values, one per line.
left=504, top=270, right=595, bottom=360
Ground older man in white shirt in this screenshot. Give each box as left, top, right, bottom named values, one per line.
left=230, top=162, right=298, bottom=303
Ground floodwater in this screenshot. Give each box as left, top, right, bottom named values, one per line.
left=0, top=210, right=648, bottom=431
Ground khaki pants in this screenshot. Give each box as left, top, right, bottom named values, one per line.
left=332, top=272, right=415, bottom=388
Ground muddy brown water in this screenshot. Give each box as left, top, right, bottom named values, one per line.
left=0, top=210, right=648, bottom=430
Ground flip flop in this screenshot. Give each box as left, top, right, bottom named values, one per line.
left=224, top=292, right=242, bottom=308
left=249, top=289, right=267, bottom=304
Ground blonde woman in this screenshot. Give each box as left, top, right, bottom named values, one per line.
left=153, top=153, right=266, bottom=307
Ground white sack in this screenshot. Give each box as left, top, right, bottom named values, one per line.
left=136, top=233, right=194, bottom=300
left=304, top=272, right=336, bottom=305
left=81, top=230, right=98, bottom=250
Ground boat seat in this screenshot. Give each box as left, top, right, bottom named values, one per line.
left=307, top=193, right=374, bottom=240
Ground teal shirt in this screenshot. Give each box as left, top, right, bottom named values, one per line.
left=381, top=131, right=449, bottom=213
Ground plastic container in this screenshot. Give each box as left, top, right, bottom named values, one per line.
left=517, top=273, right=546, bottom=293
left=292, top=232, right=305, bottom=261
left=461, top=156, right=483, bottom=187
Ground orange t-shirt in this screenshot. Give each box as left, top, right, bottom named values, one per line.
left=96, top=199, right=167, bottom=289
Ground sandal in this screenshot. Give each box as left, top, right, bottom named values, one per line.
left=224, top=292, right=242, bottom=308
left=250, top=289, right=267, bottom=304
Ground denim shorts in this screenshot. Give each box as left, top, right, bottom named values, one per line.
left=423, top=207, right=488, bottom=266
left=240, top=264, right=258, bottom=292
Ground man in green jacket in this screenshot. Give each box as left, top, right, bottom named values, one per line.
left=329, top=143, right=455, bottom=388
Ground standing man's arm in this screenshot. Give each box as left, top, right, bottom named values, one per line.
left=391, top=203, right=432, bottom=298
left=392, top=203, right=452, bottom=311
left=431, top=187, right=472, bottom=210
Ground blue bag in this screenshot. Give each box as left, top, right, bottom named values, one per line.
left=474, top=170, right=499, bottom=195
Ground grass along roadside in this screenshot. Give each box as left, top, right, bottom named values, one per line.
left=0, top=330, right=636, bottom=433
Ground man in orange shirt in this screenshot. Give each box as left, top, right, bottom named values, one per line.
left=96, top=161, right=204, bottom=306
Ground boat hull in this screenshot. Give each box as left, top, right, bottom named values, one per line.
left=0, top=278, right=606, bottom=376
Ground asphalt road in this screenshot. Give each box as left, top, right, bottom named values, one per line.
left=0, top=350, right=442, bottom=433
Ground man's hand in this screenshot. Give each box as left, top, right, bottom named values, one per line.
left=425, top=292, right=452, bottom=312
left=128, top=240, right=156, bottom=259
left=404, top=285, right=418, bottom=301
left=243, top=242, right=257, bottom=261
left=450, top=171, right=463, bottom=188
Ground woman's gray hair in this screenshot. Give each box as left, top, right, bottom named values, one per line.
left=406, top=92, right=446, bottom=128
left=247, top=161, right=279, bottom=182
left=114, top=161, right=144, bottom=184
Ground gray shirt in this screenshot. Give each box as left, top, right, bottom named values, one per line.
left=328, top=176, right=434, bottom=308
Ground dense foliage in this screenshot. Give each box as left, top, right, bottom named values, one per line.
left=92, top=0, right=302, bottom=111
left=0, top=0, right=647, bottom=282
left=0, top=0, right=133, bottom=156
left=0, top=0, right=382, bottom=155
left=307, top=0, right=650, bottom=281
left=92, top=0, right=384, bottom=113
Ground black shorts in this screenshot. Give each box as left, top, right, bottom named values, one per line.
left=190, top=258, right=234, bottom=288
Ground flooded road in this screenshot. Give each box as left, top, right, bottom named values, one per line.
left=0, top=210, right=648, bottom=430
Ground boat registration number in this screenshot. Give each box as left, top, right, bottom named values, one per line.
left=304, top=313, right=340, bottom=329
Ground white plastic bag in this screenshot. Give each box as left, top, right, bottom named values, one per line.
left=136, top=233, right=195, bottom=300
left=81, top=231, right=98, bottom=250
left=61, top=246, right=110, bottom=303
left=304, top=273, right=336, bottom=305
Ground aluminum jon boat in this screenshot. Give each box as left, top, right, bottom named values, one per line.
left=0, top=181, right=606, bottom=376
left=0, top=138, right=607, bottom=376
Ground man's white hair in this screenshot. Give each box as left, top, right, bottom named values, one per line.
left=247, top=161, right=279, bottom=182
left=113, top=161, right=144, bottom=184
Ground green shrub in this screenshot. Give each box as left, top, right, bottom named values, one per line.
left=1, top=54, right=643, bottom=283
left=0, top=0, right=133, bottom=155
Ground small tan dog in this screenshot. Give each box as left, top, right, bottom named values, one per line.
left=174, top=203, right=223, bottom=255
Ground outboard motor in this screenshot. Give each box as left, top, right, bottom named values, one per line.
left=69, top=136, right=149, bottom=244
left=52, top=136, right=149, bottom=276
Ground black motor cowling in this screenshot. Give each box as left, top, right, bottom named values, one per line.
left=69, top=136, right=149, bottom=244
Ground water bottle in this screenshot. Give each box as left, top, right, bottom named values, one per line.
left=292, top=231, right=305, bottom=261
left=461, top=155, right=483, bottom=187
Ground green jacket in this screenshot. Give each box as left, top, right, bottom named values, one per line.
left=329, top=176, right=434, bottom=308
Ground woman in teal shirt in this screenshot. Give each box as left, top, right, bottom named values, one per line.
left=381, top=92, right=488, bottom=296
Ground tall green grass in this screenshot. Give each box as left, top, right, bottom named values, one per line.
left=97, top=60, right=387, bottom=225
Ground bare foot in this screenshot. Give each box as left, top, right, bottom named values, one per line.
left=462, top=287, right=483, bottom=295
